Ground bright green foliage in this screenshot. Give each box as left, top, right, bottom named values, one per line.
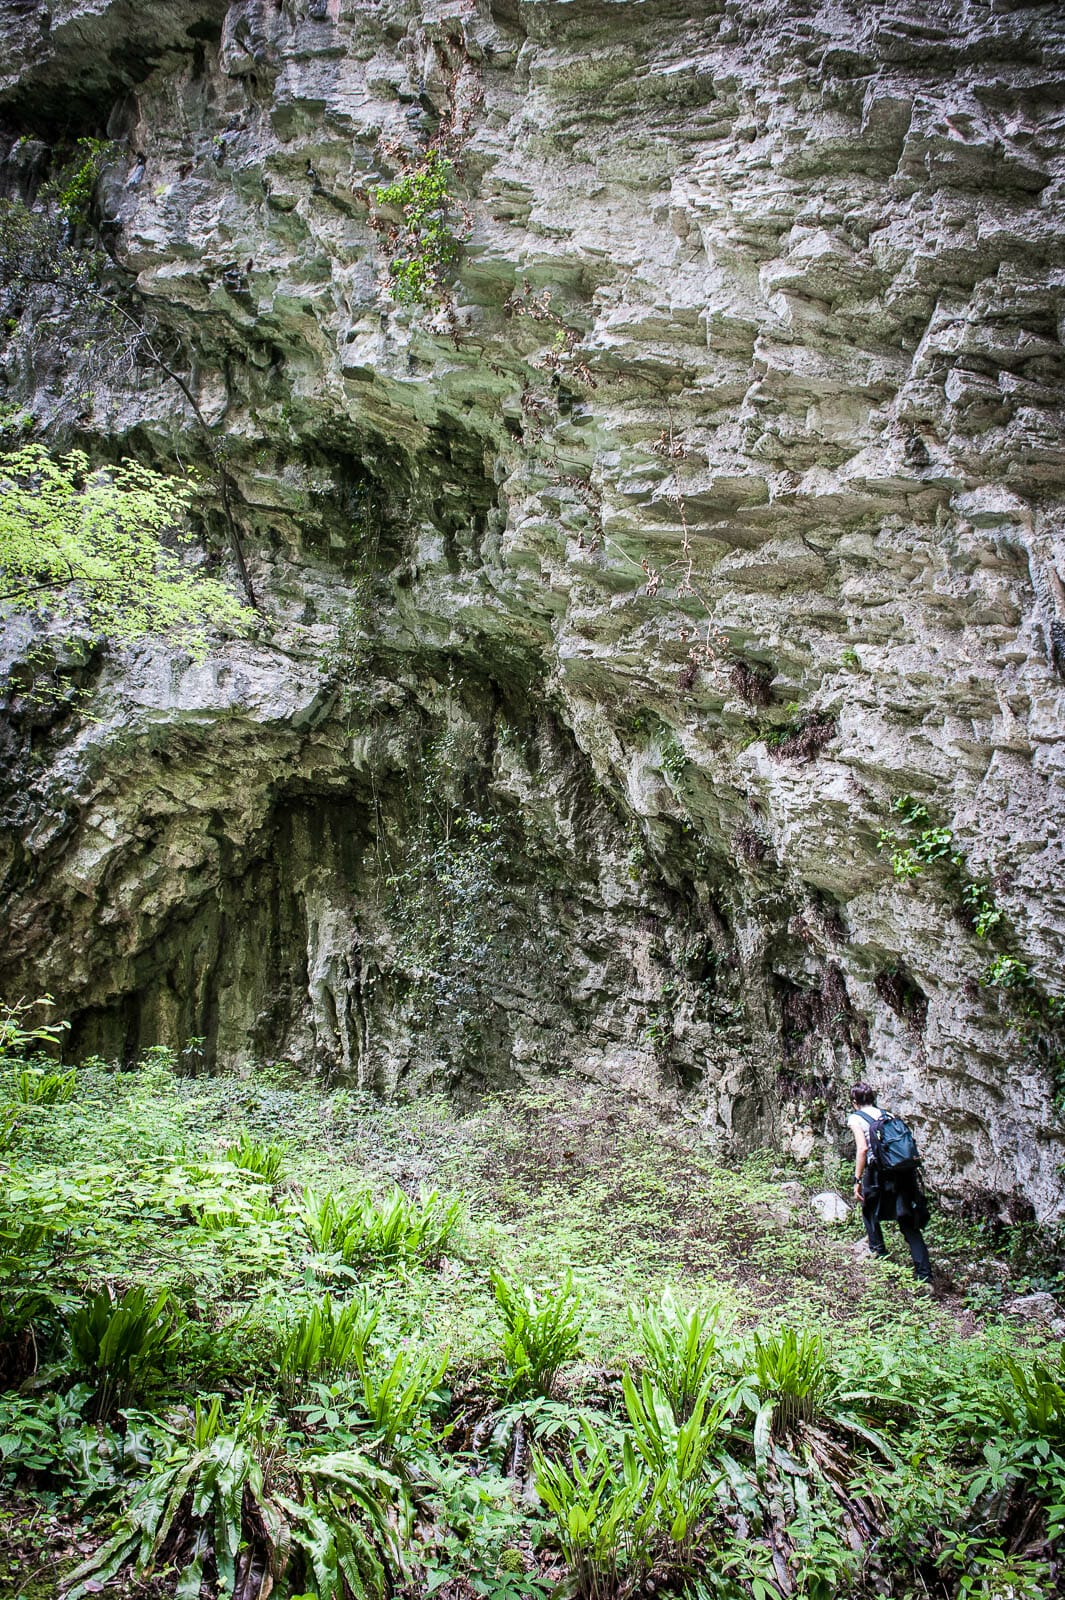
left=632, top=1292, right=725, bottom=1421
left=962, top=878, right=1003, bottom=939
left=621, top=1370, right=723, bottom=1555
left=0, top=1384, right=155, bottom=1496
left=534, top=1372, right=723, bottom=1598
left=278, top=1295, right=379, bottom=1397
left=223, top=1129, right=288, bottom=1182
left=373, top=151, right=461, bottom=305
left=878, top=796, right=1011, bottom=946
left=5, top=1063, right=75, bottom=1104
left=3, top=1051, right=1065, bottom=1600
left=982, top=953, right=1031, bottom=990
left=492, top=1270, right=583, bottom=1400
left=973, top=1350, right=1065, bottom=1543
left=749, top=1326, right=833, bottom=1434
left=65, top=1391, right=399, bottom=1600
left=53, top=138, right=117, bottom=225
left=290, top=1448, right=401, bottom=1599
left=999, top=1349, right=1065, bottom=1448
left=0, top=445, right=252, bottom=654
left=354, top=1342, right=449, bottom=1453
left=415, top=1456, right=552, bottom=1600
left=534, top=1422, right=659, bottom=1600
left=0, top=995, right=69, bottom=1061
left=186, top=1182, right=286, bottom=1234
left=301, top=1184, right=463, bottom=1268
left=68, top=1285, right=179, bottom=1419
left=877, top=794, right=959, bottom=881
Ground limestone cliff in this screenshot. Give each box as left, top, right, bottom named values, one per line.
left=1, top=0, right=1064, bottom=1218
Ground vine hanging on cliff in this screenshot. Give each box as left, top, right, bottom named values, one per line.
left=370, top=149, right=467, bottom=307
left=360, top=21, right=482, bottom=310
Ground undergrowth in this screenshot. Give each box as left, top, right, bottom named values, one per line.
left=0, top=1050, right=1061, bottom=1599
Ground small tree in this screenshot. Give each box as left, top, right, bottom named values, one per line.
left=0, top=444, right=252, bottom=655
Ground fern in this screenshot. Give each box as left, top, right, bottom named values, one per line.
left=492, top=1270, right=583, bottom=1400
left=222, top=1130, right=287, bottom=1183
left=65, top=1403, right=400, bottom=1600
left=278, top=1295, right=379, bottom=1399
left=7, top=1065, right=76, bottom=1105
left=300, top=1185, right=463, bottom=1268
left=69, top=1285, right=178, bottom=1419
left=632, top=1292, right=726, bottom=1421
left=355, top=1342, right=448, bottom=1453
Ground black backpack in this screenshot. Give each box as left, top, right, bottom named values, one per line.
left=856, top=1109, right=921, bottom=1177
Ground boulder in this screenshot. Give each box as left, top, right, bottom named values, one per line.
left=810, top=1191, right=850, bottom=1225
left=1004, top=1292, right=1065, bottom=1336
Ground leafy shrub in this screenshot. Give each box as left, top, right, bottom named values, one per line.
left=974, top=1349, right=1065, bottom=1540
left=982, top=954, right=1031, bottom=991
left=0, top=447, right=253, bottom=653
left=66, top=1391, right=401, bottom=1600
left=222, top=1129, right=287, bottom=1182
left=372, top=150, right=462, bottom=305
left=415, top=1454, right=552, bottom=1600
left=0, top=1385, right=156, bottom=1497
left=278, top=1295, right=379, bottom=1398
left=0, top=995, right=69, bottom=1061
left=876, top=796, right=959, bottom=880
left=961, top=879, right=1003, bottom=939
left=659, top=735, right=688, bottom=783
left=385, top=806, right=505, bottom=1035
left=69, top=1284, right=179, bottom=1419
left=492, top=1271, right=583, bottom=1400
left=170, top=1303, right=282, bottom=1394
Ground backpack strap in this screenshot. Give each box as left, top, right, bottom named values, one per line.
left=854, top=1109, right=881, bottom=1159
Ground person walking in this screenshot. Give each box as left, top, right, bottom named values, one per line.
left=848, top=1082, right=933, bottom=1284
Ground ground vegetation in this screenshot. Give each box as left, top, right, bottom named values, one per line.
left=0, top=1026, right=1062, bottom=1600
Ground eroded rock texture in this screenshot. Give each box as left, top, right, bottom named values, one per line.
left=2, top=0, right=1064, bottom=1216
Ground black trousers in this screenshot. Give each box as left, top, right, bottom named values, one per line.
left=862, top=1180, right=932, bottom=1282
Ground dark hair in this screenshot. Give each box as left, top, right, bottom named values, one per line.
left=851, top=1082, right=876, bottom=1106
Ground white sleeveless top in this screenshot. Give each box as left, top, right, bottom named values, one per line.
left=847, top=1105, right=883, bottom=1154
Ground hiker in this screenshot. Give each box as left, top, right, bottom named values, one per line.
left=848, top=1082, right=933, bottom=1284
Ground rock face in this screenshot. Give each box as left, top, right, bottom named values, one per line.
left=1, top=0, right=1064, bottom=1217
